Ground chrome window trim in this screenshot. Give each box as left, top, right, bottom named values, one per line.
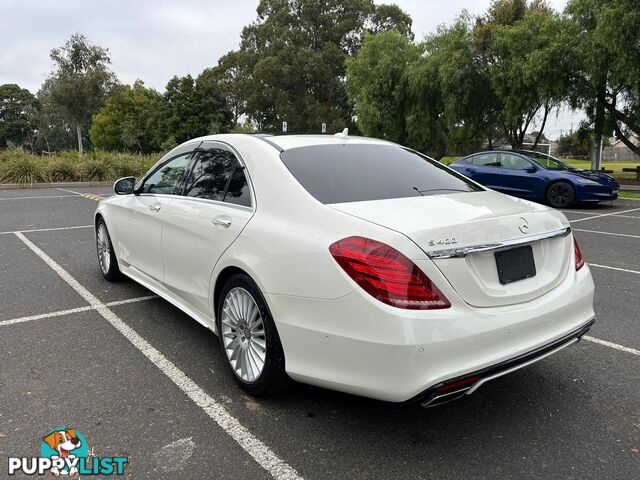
left=134, top=139, right=256, bottom=211
left=426, top=226, right=571, bottom=259
left=136, top=193, right=254, bottom=213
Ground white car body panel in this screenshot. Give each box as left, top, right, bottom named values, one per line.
left=162, top=197, right=253, bottom=316
left=95, top=133, right=596, bottom=403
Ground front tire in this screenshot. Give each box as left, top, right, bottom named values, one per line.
left=217, top=273, right=290, bottom=396
left=546, top=181, right=576, bottom=208
left=96, top=219, right=122, bottom=281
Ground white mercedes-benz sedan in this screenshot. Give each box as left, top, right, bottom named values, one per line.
left=95, top=133, right=595, bottom=406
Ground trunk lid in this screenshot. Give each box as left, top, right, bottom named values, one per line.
left=330, top=191, right=572, bottom=307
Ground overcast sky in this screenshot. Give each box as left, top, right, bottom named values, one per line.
left=0, top=0, right=580, bottom=139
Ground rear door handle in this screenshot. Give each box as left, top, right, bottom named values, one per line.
left=212, top=215, right=232, bottom=228
left=148, top=202, right=162, bottom=212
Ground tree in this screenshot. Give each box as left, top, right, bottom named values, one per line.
left=32, top=82, right=77, bottom=154
left=346, top=30, right=420, bottom=145
left=565, top=0, right=640, bottom=167
left=206, top=51, right=250, bottom=126
left=163, top=72, right=232, bottom=144
left=557, top=128, right=593, bottom=157
left=473, top=0, right=570, bottom=149
left=90, top=81, right=165, bottom=152
left=0, top=84, right=39, bottom=149
left=367, top=4, right=414, bottom=40
left=405, top=13, right=493, bottom=157
left=45, top=33, right=116, bottom=156
left=222, top=0, right=414, bottom=133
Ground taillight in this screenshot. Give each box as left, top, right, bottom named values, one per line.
left=574, top=237, right=585, bottom=271
left=329, top=236, right=451, bottom=310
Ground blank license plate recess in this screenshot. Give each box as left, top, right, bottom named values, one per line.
left=494, top=245, right=536, bottom=285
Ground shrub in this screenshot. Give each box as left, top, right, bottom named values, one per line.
left=47, top=157, right=79, bottom=182
left=0, top=149, right=163, bottom=184
left=77, top=158, right=113, bottom=181
left=0, top=148, right=49, bottom=184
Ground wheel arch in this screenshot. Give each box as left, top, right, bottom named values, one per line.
left=213, top=265, right=252, bottom=319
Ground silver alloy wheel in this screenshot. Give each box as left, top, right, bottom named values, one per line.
left=221, top=287, right=267, bottom=383
left=97, top=223, right=111, bottom=275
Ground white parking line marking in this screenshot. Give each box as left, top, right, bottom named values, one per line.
left=583, top=336, right=640, bottom=356
left=569, top=207, right=640, bottom=223
left=0, top=295, right=159, bottom=328
left=0, top=305, right=94, bottom=327
left=56, top=187, right=84, bottom=195
left=589, top=263, right=640, bottom=275
left=562, top=211, right=640, bottom=220
left=0, top=194, right=78, bottom=201
left=574, top=229, right=640, bottom=239
left=13, top=232, right=302, bottom=480
left=0, top=225, right=93, bottom=236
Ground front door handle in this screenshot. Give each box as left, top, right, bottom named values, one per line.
left=212, top=215, right=232, bottom=228
left=148, top=202, right=162, bottom=212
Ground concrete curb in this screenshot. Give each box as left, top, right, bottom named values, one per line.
left=0, top=181, right=112, bottom=190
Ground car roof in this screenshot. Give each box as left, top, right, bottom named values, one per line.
left=254, top=134, right=393, bottom=151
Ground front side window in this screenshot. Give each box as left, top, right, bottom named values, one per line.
left=501, top=153, right=532, bottom=170
left=141, top=153, right=192, bottom=194
left=523, top=151, right=569, bottom=170
left=280, top=144, right=482, bottom=204
left=183, top=148, right=251, bottom=207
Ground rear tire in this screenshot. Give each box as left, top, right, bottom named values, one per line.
left=546, top=181, right=576, bottom=208
left=217, top=273, right=290, bottom=396
left=96, top=218, right=123, bottom=281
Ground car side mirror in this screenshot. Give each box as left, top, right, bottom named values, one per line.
left=114, top=177, right=136, bottom=195
left=525, top=166, right=538, bottom=173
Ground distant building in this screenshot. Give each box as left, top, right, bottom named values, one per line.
left=610, top=133, right=640, bottom=148
left=604, top=133, right=639, bottom=161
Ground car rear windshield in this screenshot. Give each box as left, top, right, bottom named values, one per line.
left=279, top=143, right=482, bottom=204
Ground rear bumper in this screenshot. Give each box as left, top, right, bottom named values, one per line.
left=413, top=318, right=594, bottom=407
left=267, top=263, right=595, bottom=402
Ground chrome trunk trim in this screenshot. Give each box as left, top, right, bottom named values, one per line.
left=426, top=226, right=571, bottom=259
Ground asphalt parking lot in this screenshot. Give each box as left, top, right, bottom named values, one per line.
left=0, top=186, right=638, bottom=479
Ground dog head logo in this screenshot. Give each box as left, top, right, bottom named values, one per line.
left=40, top=427, right=88, bottom=476
left=43, top=429, right=82, bottom=459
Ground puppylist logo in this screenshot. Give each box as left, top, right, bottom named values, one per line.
left=8, top=427, right=128, bottom=476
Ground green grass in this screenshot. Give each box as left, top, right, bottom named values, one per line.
left=619, top=191, right=640, bottom=199
left=0, top=148, right=162, bottom=184
left=561, top=158, right=640, bottom=173
left=439, top=156, right=460, bottom=165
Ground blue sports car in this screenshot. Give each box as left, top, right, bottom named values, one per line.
left=448, top=150, right=620, bottom=208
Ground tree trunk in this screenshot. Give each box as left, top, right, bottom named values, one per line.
left=612, top=120, right=639, bottom=155
left=603, top=99, right=640, bottom=155
left=533, top=102, right=551, bottom=149
left=592, top=83, right=606, bottom=170
left=76, top=124, right=83, bottom=157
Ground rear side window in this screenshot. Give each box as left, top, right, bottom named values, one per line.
left=501, top=153, right=531, bottom=170
left=471, top=153, right=501, bottom=167
left=280, top=144, right=482, bottom=204
left=183, top=148, right=251, bottom=207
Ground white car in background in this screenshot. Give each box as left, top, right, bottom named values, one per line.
left=94, top=133, right=595, bottom=406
